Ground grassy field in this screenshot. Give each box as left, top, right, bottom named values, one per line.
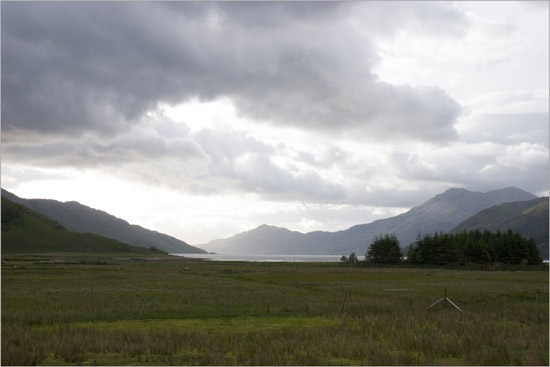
left=2, top=254, right=548, bottom=365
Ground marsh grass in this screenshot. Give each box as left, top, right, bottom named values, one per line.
left=2, top=258, right=548, bottom=365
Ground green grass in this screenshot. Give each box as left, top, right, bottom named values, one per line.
left=2, top=257, right=548, bottom=365
left=1, top=197, right=166, bottom=255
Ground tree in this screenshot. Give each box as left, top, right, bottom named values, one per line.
left=341, top=252, right=359, bottom=265
left=407, top=230, right=542, bottom=266
left=407, top=244, right=417, bottom=263
left=366, top=234, right=402, bottom=264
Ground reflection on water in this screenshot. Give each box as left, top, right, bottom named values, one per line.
left=171, top=253, right=366, bottom=262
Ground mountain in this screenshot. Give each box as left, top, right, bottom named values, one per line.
left=204, top=224, right=307, bottom=254
left=451, top=197, right=549, bottom=259
left=1, top=189, right=206, bottom=254
left=1, top=196, right=166, bottom=255
left=202, top=187, right=538, bottom=255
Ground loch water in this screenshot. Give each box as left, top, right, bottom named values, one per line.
left=171, top=253, right=366, bottom=262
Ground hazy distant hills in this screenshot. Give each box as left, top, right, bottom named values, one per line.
left=1, top=196, right=166, bottom=255
left=1, top=189, right=206, bottom=254
left=205, top=224, right=308, bottom=255
left=4, top=186, right=545, bottom=258
left=202, top=187, right=540, bottom=256
left=451, top=197, right=549, bottom=259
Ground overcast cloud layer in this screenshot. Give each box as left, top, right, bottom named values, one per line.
left=2, top=1, right=548, bottom=244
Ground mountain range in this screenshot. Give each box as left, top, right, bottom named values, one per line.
left=1, top=189, right=206, bottom=254
left=1, top=196, right=166, bottom=255
left=202, top=187, right=546, bottom=257
left=2, top=186, right=547, bottom=259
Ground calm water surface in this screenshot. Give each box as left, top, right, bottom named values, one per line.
left=171, top=253, right=365, bottom=262
left=174, top=253, right=548, bottom=263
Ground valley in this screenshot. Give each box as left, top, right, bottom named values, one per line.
left=2, top=256, right=548, bottom=365
left=1, top=186, right=548, bottom=365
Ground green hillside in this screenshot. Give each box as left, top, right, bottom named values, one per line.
left=451, top=197, right=549, bottom=259
left=1, top=197, right=166, bottom=255
left=2, top=189, right=206, bottom=254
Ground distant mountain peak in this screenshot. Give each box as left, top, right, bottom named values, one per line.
left=257, top=223, right=276, bottom=229
left=487, top=186, right=532, bottom=196
left=203, top=186, right=541, bottom=255
left=495, top=186, right=534, bottom=194
left=437, top=187, right=472, bottom=199
left=436, top=187, right=536, bottom=202
left=256, top=223, right=296, bottom=231
left=444, top=187, right=468, bottom=193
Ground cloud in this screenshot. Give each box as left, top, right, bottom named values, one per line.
left=521, top=1, right=550, bottom=11
left=1, top=0, right=547, bottom=228
left=464, top=90, right=549, bottom=115
left=2, top=116, right=348, bottom=203
left=457, top=112, right=549, bottom=146
left=350, top=1, right=469, bottom=39
left=496, top=143, right=549, bottom=172
left=0, top=166, right=74, bottom=189
left=384, top=141, right=549, bottom=196
left=2, top=117, right=207, bottom=169
left=2, top=1, right=462, bottom=143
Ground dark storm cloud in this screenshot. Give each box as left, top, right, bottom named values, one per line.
left=2, top=1, right=462, bottom=142
left=2, top=2, right=215, bottom=136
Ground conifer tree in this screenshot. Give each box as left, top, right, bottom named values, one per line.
left=366, top=234, right=402, bottom=264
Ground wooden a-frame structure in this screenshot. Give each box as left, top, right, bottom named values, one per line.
left=426, top=288, right=463, bottom=312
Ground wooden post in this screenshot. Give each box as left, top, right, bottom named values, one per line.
left=340, top=290, right=348, bottom=316
left=426, top=288, right=463, bottom=312
left=89, top=288, right=93, bottom=317
left=536, top=291, right=540, bottom=323
left=139, top=305, right=145, bottom=320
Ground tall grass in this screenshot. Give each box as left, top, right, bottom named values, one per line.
left=2, top=258, right=548, bottom=365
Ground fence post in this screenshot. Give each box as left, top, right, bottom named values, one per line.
left=340, top=290, right=348, bottom=316
left=536, top=291, right=540, bottom=323
left=224, top=290, right=228, bottom=317
left=89, top=288, right=93, bottom=318
left=139, top=305, right=145, bottom=320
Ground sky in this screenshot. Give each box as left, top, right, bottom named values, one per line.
left=2, top=1, right=549, bottom=247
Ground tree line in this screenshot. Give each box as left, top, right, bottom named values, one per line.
left=341, top=230, right=543, bottom=266
left=408, top=229, right=542, bottom=266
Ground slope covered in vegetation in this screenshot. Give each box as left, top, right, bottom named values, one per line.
left=452, top=197, right=549, bottom=259
left=1, top=197, right=166, bottom=255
